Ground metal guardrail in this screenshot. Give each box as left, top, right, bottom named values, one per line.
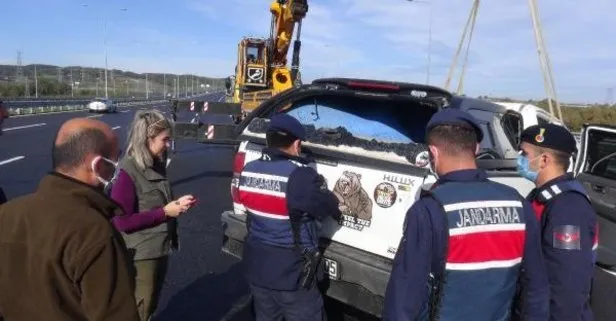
left=2, top=96, right=150, bottom=101
left=1, top=91, right=223, bottom=108
left=2, top=97, right=167, bottom=108
left=6, top=99, right=169, bottom=116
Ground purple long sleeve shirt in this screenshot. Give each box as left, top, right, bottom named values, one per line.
left=110, top=169, right=167, bottom=233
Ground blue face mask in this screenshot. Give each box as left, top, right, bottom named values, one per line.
left=517, top=154, right=539, bottom=183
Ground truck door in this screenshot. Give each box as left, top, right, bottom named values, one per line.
left=574, top=124, right=616, bottom=269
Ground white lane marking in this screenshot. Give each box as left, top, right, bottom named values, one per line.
left=599, top=266, right=616, bottom=278
left=120, top=110, right=130, bottom=113
left=166, top=158, right=172, bottom=168
left=0, top=156, right=25, bottom=166
left=3, top=123, right=46, bottom=131
left=112, top=126, right=121, bottom=130
left=218, top=95, right=224, bottom=102
left=87, top=114, right=103, bottom=118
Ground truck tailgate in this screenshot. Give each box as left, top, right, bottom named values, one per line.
left=314, top=154, right=426, bottom=260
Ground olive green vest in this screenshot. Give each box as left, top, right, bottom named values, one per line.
left=120, top=156, right=178, bottom=261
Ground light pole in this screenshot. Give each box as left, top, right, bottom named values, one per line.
left=70, top=68, right=74, bottom=97
left=145, top=73, right=149, bottom=99
left=34, top=65, right=38, bottom=98
left=407, top=0, right=433, bottom=85
left=82, top=4, right=127, bottom=98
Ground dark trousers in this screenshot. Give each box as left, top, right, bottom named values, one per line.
left=250, top=284, right=327, bottom=321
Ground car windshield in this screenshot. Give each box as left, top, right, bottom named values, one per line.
left=283, top=95, right=437, bottom=145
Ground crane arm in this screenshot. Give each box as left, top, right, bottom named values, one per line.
left=269, top=0, right=308, bottom=69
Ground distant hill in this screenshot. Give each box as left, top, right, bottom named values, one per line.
left=0, top=64, right=227, bottom=98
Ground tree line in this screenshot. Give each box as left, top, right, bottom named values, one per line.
left=534, top=99, right=615, bottom=132
left=0, top=79, right=74, bottom=97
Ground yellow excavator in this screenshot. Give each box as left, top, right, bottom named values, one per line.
left=224, top=0, right=309, bottom=115
left=169, top=0, right=308, bottom=144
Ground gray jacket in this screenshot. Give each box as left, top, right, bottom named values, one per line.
left=120, top=156, right=178, bottom=261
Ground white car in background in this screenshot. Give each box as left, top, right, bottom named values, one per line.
left=87, top=98, right=116, bottom=113
left=494, top=101, right=579, bottom=172
left=493, top=101, right=564, bottom=129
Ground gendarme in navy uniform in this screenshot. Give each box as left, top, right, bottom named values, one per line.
left=239, top=113, right=340, bottom=321
left=517, top=124, right=598, bottom=321
left=383, top=108, right=549, bottom=321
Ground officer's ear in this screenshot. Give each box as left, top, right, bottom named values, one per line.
left=428, top=145, right=438, bottom=161
left=293, top=139, right=302, bottom=154
left=541, top=151, right=554, bottom=169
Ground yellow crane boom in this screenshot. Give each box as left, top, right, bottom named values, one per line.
left=226, top=0, right=309, bottom=116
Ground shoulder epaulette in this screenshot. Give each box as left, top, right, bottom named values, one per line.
left=536, top=180, right=590, bottom=203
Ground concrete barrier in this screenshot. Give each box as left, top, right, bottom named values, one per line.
left=7, top=100, right=168, bottom=116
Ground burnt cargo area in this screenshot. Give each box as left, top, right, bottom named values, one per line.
left=246, top=117, right=429, bottom=165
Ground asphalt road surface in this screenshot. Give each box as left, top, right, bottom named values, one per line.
left=0, top=92, right=376, bottom=321
left=0, top=93, right=614, bottom=320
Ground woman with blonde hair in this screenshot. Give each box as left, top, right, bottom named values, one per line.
left=109, top=109, right=196, bottom=321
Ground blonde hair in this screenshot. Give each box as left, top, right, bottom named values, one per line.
left=126, top=109, right=172, bottom=170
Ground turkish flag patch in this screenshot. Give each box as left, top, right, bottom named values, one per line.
left=553, top=225, right=581, bottom=250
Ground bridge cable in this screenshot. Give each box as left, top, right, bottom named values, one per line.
left=528, top=0, right=563, bottom=122
left=456, top=0, right=481, bottom=95
left=445, top=0, right=564, bottom=124
left=443, top=0, right=478, bottom=92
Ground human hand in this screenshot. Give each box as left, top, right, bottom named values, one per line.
left=164, top=195, right=197, bottom=217
left=177, top=195, right=197, bottom=207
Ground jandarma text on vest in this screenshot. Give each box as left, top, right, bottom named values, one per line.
left=447, top=201, right=523, bottom=228
left=241, top=173, right=286, bottom=192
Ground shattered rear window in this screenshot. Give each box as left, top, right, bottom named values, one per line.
left=283, top=96, right=436, bottom=144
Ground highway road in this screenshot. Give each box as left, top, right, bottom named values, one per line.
left=2, top=94, right=615, bottom=321
left=0, top=92, right=375, bottom=321
left=1, top=92, right=614, bottom=320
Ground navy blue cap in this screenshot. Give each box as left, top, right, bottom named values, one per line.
left=268, top=114, right=306, bottom=140
left=520, top=124, right=577, bottom=155
left=426, top=108, right=484, bottom=142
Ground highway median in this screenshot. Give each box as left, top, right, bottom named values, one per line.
left=6, top=99, right=169, bottom=116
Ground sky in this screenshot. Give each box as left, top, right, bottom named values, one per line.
left=1, top=0, right=614, bottom=103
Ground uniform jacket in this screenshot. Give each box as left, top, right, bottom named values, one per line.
left=383, top=169, right=549, bottom=321
left=0, top=172, right=139, bottom=321
left=117, top=156, right=177, bottom=261
left=240, top=148, right=340, bottom=291
left=526, top=173, right=597, bottom=321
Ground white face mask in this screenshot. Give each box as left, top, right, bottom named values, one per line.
left=91, top=156, right=120, bottom=193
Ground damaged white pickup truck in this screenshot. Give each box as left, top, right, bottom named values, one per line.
left=171, top=78, right=612, bottom=318
left=206, top=78, right=546, bottom=317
